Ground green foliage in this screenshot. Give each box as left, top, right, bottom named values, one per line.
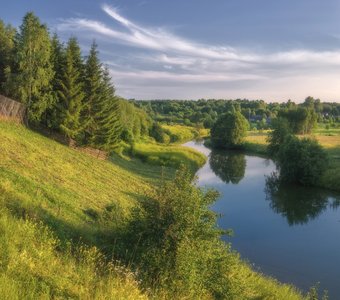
left=0, top=20, right=16, bottom=94
left=267, top=118, right=292, bottom=157
left=91, top=67, right=122, bottom=149
left=125, top=166, right=234, bottom=298
left=211, top=111, right=249, bottom=149
left=276, top=136, right=329, bottom=185
left=149, top=122, right=168, bottom=143
left=12, top=12, right=54, bottom=122
left=58, top=37, right=84, bottom=140
left=119, top=99, right=152, bottom=144
left=278, top=105, right=317, bottom=134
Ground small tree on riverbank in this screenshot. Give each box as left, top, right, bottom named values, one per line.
left=276, top=136, right=328, bottom=186
left=210, top=111, right=248, bottom=149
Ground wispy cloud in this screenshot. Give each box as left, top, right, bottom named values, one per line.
left=57, top=4, right=340, bottom=100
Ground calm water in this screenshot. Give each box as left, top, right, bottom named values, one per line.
left=184, top=140, right=340, bottom=299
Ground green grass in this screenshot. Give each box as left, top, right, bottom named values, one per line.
left=132, top=140, right=207, bottom=173
left=162, top=124, right=209, bottom=143
left=0, top=120, right=315, bottom=299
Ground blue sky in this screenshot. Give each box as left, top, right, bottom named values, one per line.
left=2, top=0, right=340, bottom=102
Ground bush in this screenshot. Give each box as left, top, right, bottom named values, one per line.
left=210, top=111, right=249, bottom=149
left=276, top=136, right=328, bottom=185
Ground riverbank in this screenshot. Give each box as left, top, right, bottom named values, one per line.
left=243, top=132, right=340, bottom=192
left=0, top=120, right=311, bottom=299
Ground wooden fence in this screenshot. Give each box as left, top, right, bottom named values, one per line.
left=0, top=94, right=26, bottom=123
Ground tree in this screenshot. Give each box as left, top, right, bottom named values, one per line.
left=14, top=12, right=54, bottom=122
left=58, top=37, right=85, bottom=141
left=267, top=118, right=291, bottom=157
left=82, top=41, right=102, bottom=143
left=91, top=67, right=122, bottom=148
left=0, top=19, right=16, bottom=95
left=210, top=111, right=249, bottom=149
left=45, top=33, right=66, bottom=129
left=276, top=136, right=328, bottom=186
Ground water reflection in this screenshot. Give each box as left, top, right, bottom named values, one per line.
left=209, top=151, right=246, bottom=184
left=265, top=174, right=340, bottom=225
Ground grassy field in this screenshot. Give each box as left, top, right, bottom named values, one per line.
left=0, top=120, right=316, bottom=299
left=244, top=128, right=340, bottom=191
left=162, top=124, right=209, bottom=143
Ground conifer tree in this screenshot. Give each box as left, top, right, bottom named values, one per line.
left=92, top=67, right=122, bottom=148
left=14, top=12, right=54, bottom=122
left=82, top=41, right=102, bottom=143
left=58, top=37, right=85, bottom=141
left=46, top=33, right=66, bottom=129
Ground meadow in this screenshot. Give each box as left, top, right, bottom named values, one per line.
left=0, top=120, right=322, bottom=299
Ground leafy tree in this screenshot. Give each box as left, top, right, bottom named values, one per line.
left=276, top=136, right=328, bottom=186
left=267, top=118, right=291, bottom=157
left=0, top=19, right=16, bottom=94
left=14, top=12, right=54, bottom=122
left=210, top=111, right=249, bottom=149
left=58, top=37, right=85, bottom=141
left=124, top=166, right=236, bottom=298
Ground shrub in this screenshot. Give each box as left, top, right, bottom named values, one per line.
left=210, top=111, right=249, bottom=149
left=276, top=136, right=328, bottom=185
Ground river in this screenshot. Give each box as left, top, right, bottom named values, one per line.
left=184, top=140, right=340, bottom=299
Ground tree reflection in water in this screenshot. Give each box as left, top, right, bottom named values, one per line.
left=265, top=173, right=340, bottom=226
left=209, top=151, right=246, bottom=184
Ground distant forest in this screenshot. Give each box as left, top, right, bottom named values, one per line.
left=134, top=98, right=340, bottom=130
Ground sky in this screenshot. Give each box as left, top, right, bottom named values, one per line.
left=2, top=0, right=340, bottom=102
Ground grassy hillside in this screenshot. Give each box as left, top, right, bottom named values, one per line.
left=0, top=120, right=315, bottom=299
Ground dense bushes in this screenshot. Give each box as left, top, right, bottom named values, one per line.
left=211, top=111, right=249, bottom=149
left=267, top=119, right=329, bottom=186
left=276, top=136, right=328, bottom=186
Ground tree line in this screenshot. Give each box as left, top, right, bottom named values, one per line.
left=135, top=98, right=340, bottom=130
left=0, top=13, right=152, bottom=149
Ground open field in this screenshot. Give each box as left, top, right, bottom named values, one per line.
left=0, top=120, right=310, bottom=299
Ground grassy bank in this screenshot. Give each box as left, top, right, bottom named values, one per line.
left=162, top=124, right=209, bottom=143
left=0, top=120, right=315, bottom=299
left=244, top=130, right=340, bottom=192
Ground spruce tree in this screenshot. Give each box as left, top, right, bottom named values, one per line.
left=92, top=67, right=122, bottom=148
left=58, top=37, right=85, bottom=142
left=15, top=12, right=54, bottom=122
left=46, top=33, right=66, bottom=129
left=82, top=41, right=103, bottom=144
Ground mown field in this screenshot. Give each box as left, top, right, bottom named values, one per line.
left=244, top=127, right=340, bottom=191
left=0, top=120, right=317, bottom=299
